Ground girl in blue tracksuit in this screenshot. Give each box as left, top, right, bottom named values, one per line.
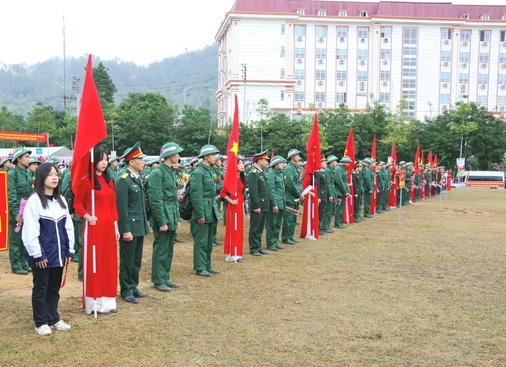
left=22, top=162, right=74, bottom=336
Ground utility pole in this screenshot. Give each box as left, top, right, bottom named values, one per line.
left=71, top=77, right=81, bottom=151
left=62, top=15, right=67, bottom=111
left=242, top=63, right=247, bottom=124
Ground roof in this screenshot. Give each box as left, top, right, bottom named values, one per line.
left=228, top=0, right=506, bottom=20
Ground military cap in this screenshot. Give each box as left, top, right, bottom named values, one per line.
left=439, top=166, right=445, bottom=169
left=301, top=161, right=307, bottom=166
left=362, top=158, right=373, bottom=164
left=244, top=160, right=252, bottom=166
left=0, top=157, right=11, bottom=166
left=340, top=156, right=352, bottom=163
left=198, top=144, right=219, bottom=158
left=320, top=156, right=327, bottom=162
left=46, top=157, right=60, bottom=165
left=109, top=157, right=119, bottom=164
left=121, top=142, right=146, bottom=162
left=399, top=160, right=406, bottom=165
left=12, top=147, right=32, bottom=162
left=147, top=159, right=160, bottom=166
left=198, top=158, right=203, bottom=165
left=238, top=155, right=245, bottom=161
left=287, top=149, right=301, bottom=159
left=269, top=155, right=286, bottom=167
left=215, top=154, right=223, bottom=161
left=379, top=161, right=385, bottom=165
left=385, top=162, right=392, bottom=168
left=355, top=161, right=362, bottom=168
left=405, top=162, right=413, bottom=166
left=253, top=150, right=269, bottom=161
left=326, top=155, right=338, bottom=163
left=29, top=157, right=41, bottom=165
left=190, top=157, right=199, bottom=165
left=160, top=142, right=183, bottom=159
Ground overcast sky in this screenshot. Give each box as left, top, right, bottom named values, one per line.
left=0, top=0, right=504, bottom=66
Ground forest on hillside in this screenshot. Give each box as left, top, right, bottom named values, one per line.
left=0, top=44, right=218, bottom=116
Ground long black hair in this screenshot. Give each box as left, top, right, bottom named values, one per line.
left=32, top=162, right=66, bottom=209
left=88, top=146, right=112, bottom=190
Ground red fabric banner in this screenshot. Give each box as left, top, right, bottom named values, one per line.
left=343, top=128, right=355, bottom=224
left=223, top=95, right=240, bottom=196
left=0, top=131, right=47, bottom=142
left=370, top=136, right=377, bottom=215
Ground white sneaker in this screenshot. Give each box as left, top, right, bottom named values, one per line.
left=35, top=324, right=52, bottom=336
left=53, top=320, right=71, bottom=331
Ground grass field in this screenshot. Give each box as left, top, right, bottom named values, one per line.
left=0, top=189, right=505, bottom=367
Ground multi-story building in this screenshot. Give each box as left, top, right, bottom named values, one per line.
left=214, top=0, right=506, bottom=125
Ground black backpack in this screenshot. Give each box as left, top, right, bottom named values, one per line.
left=179, top=180, right=193, bottom=220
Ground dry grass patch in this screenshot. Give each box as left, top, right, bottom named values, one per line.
left=0, top=189, right=505, bottom=366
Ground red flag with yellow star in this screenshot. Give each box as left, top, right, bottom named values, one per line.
left=223, top=95, right=240, bottom=196
left=343, top=128, right=355, bottom=224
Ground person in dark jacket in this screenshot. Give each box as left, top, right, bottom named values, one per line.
left=22, top=163, right=74, bottom=336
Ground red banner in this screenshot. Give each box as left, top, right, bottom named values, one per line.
left=0, top=131, right=48, bottom=142
left=399, top=171, right=406, bottom=188
left=0, top=170, right=8, bottom=252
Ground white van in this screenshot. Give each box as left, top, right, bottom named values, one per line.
left=464, top=171, right=505, bottom=189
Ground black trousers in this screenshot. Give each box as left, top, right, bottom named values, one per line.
left=249, top=211, right=266, bottom=253
left=32, top=267, right=63, bottom=327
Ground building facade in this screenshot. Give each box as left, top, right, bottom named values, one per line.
left=214, top=0, right=506, bottom=125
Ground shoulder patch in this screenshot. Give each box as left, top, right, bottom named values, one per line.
left=121, top=172, right=129, bottom=179
left=252, top=168, right=258, bottom=173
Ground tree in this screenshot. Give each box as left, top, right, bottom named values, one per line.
left=0, top=106, right=25, bottom=147
left=93, top=62, right=117, bottom=106
left=172, top=105, right=218, bottom=156
left=24, top=103, right=57, bottom=145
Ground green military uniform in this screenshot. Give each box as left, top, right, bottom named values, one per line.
left=1, top=158, right=12, bottom=171
left=334, top=156, right=351, bottom=228
left=403, top=163, right=412, bottom=205
left=321, top=156, right=338, bottom=232
left=211, top=157, right=224, bottom=245
left=414, top=168, right=423, bottom=202
left=377, top=163, right=387, bottom=212
left=115, top=142, right=150, bottom=301
left=7, top=148, right=33, bottom=274
left=383, top=163, right=393, bottom=210
left=190, top=145, right=221, bottom=277
left=316, top=159, right=329, bottom=235
left=247, top=150, right=272, bottom=255
left=148, top=142, right=184, bottom=290
left=266, top=156, right=286, bottom=250
left=362, top=158, right=374, bottom=218
left=282, top=149, right=302, bottom=244
left=353, top=161, right=364, bottom=222
left=108, top=157, right=120, bottom=181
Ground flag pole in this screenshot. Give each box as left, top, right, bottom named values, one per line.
left=90, top=147, right=97, bottom=319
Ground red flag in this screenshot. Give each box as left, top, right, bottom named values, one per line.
left=223, top=95, right=240, bottom=196
left=343, top=128, right=355, bottom=224
left=428, top=150, right=433, bottom=166
left=434, top=153, right=438, bottom=167
left=414, top=145, right=420, bottom=175
left=301, top=113, right=321, bottom=239
left=370, top=135, right=376, bottom=162
left=420, top=150, right=424, bottom=166
left=370, top=135, right=377, bottom=215
left=71, top=55, right=107, bottom=191
left=390, top=141, right=397, bottom=174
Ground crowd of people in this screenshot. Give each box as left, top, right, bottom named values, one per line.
left=2, top=143, right=451, bottom=335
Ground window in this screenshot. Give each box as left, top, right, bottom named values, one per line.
left=360, top=11, right=368, bottom=17
left=280, top=46, right=285, bottom=57
left=358, top=27, right=368, bottom=39
left=337, top=49, right=347, bottom=60
left=498, top=75, right=506, bottom=84
left=315, top=70, right=326, bottom=81
left=295, top=25, right=306, bottom=37
left=441, top=51, right=451, bottom=62
left=461, top=14, right=469, bottom=19
left=440, top=72, right=450, bottom=83
left=380, top=71, right=390, bottom=81
left=337, top=27, right=347, bottom=38
left=297, top=9, right=305, bottom=15
left=380, top=27, right=391, bottom=38
left=337, top=71, right=347, bottom=81
left=281, top=24, right=285, bottom=35
left=381, top=49, right=391, bottom=59
left=315, top=92, right=325, bottom=103
left=441, top=29, right=452, bottom=40
left=478, top=74, right=488, bottom=84
left=358, top=50, right=368, bottom=60
left=403, top=69, right=416, bottom=77
left=460, top=52, right=469, bottom=63
left=338, top=11, right=347, bottom=17
left=440, top=94, right=450, bottom=104
left=476, top=96, right=486, bottom=107
left=316, top=26, right=327, bottom=38
left=317, top=10, right=327, bottom=16
left=461, top=30, right=471, bottom=42
left=500, top=53, right=506, bottom=63
left=357, top=71, right=367, bottom=82
left=404, top=47, right=417, bottom=56
left=281, top=90, right=285, bottom=101
left=403, top=79, right=416, bottom=89
left=501, top=31, right=506, bottom=42
left=481, top=15, right=490, bottom=20
left=404, top=28, right=418, bottom=44
left=280, top=68, right=285, bottom=79
left=459, top=73, right=469, bottom=83
left=295, top=48, right=305, bottom=58
left=316, top=48, right=326, bottom=59
left=295, top=91, right=304, bottom=102
left=337, top=92, right=346, bottom=103
left=498, top=95, right=506, bottom=105
left=480, top=30, right=490, bottom=42
left=479, top=53, right=489, bottom=64
left=403, top=58, right=417, bottom=67
left=379, top=93, right=389, bottom=104
left=295, top=69, right=305, bottom=80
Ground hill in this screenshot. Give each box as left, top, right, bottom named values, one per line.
left=0, top=44, right=218, bottom=116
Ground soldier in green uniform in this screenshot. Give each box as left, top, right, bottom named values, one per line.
left=247, top=150, right=272, bottom=256
left=353, top=161, right=364, bottom=222
left=320, top=156, right=337, bottom=232
left=414, top=165, right=423, bottom=202
left=27, top=156, right=40, bottom=181
left=186, top=158, right=198, bottom=175
left=316, top=157, right=329, bottom=235
left=1, top=157, right=13, bottom=170
left=384, top=162, right=392, bottom=210
left=115, top=142, right=150, bottom=303
left=403, top=162, right=413, bottom=205
left=211, top=155, right=224, bottom=246
left=107, top=157, right=120, bottom=181
left=361, top=158, right=374, bottom=219
left=334, top=156, right=352, bottom=228
left=148, top=142, right=184, bottom=291
left=266, top=155, right=286, bottom=251
left=8, top=148, right=33, bottom=274
left=190, top=145, right=221, bottom=277
left=282, top=149, right=302, bottom=244
left=244, top=160, right=253, bottom=176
